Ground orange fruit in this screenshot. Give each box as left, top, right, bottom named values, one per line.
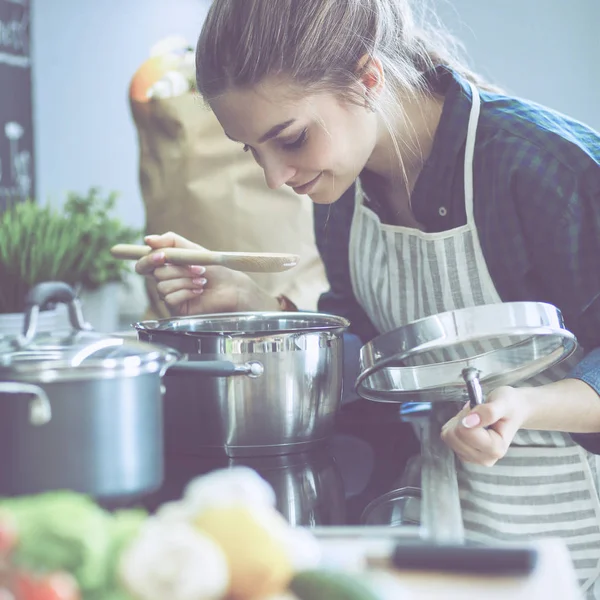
left=194, top=505, right=293, bottom=600
left=129, top=54, right=181, bottom=103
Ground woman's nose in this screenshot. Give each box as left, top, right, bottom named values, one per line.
left=262, top=155, right=296, bottom=190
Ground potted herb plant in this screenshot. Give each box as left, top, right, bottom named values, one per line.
left=62, top=188, right=142, bottom=331
left=0, top=189, right=142, bottom=335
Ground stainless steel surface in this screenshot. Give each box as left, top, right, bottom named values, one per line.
left=0, top=282, right=177, bottom=499
left=361, top=454, right=422, bottom=527
left=356, top=302, right=577, bottom=403
left=1, top=282, right=177, bottom=383
left=135, top=312, right=350, bottom=457
left=361, top=486, right=422, bottom=527
left=232, top=451, right=347, bottom=526
left=0, top=382, right=52, bottom=426
left=420, top=405, right=465, bottom=543
left=0, top=374, right=164, bottom=500
left=312, top=525, right=422, bottom=540
left=1, top=336, right=176, bottom=383
left=167, top=359, right=264, bottom=378
left=356, top=302, right=578, bottom=547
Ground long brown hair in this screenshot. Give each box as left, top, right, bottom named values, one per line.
left=195, top=0, right=499, bottom=192
left=196, top=0, right=498, bottom=104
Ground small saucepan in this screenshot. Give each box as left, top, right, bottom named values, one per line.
left=0, top=282, right=265, bottom=500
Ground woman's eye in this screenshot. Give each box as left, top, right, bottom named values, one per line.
left=282, top=129, right=307, bottom=151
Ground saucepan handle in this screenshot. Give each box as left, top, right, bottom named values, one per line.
left=166, top=360, right=264, bottom=378
left=0, top=382, right=52, bottom=425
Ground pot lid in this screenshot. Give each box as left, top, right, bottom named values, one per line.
left=355, top=302, right=577, bottom=404
left=0, top=282, right=178, bottom=383
left=134, top=311, right=350, bottom=336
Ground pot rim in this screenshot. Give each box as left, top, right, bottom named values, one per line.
left=133, top=311, right=350, bottom=337
left=0, top=339, right=181, bottom=383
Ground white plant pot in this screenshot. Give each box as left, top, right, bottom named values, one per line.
left=78, top=282, right=121, bottom=333
left=0, top=308, right=60, bottom=337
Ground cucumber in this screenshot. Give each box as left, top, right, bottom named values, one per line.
left=289, top=569, right=383, bottom=600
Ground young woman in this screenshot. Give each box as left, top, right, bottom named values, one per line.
left=135, top=1, right=600, bottom=594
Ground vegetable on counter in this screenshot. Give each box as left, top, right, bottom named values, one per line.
left=119, top=467, right=322, bottom=600
left=0, top=468, right=410, bottom=600
left=0, top=492, right=146, bottom=600
left=289, top=569, right=383, bottom=600
left=12, top=570, right=80, bottom=600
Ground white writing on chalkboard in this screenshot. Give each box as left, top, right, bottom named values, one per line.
left=0, top=0, right=34, bottom=207
left=0, top=51, right=28, bottom=67
left=0, top=120, right=32, bottom=200
left=0, top=11, right=28, bottom=55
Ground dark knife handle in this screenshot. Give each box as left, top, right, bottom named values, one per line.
left=392, top=544, right=538, bottom=575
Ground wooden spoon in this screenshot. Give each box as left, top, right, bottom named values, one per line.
left=110, top=244, right=299, bottom=273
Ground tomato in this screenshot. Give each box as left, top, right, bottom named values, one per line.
left=0, top=513, right=18, bottom=558
left=12, top=572, right=80, bottom=600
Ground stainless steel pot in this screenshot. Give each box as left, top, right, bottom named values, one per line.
left=0, top=282, right=267, bottom=500
left=232, top=450, right=347, bottom=526
left=361, top=455, right=422, bottom=527
left=135, top=312, right=349, bottom=457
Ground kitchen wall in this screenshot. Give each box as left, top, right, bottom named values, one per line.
left=31, top=0, right=210, bottom=224
left=434, top=0, right=600, bottom=126
left=29, top=0, right=600, bottom=323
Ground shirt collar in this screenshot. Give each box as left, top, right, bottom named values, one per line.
left=411, top=66, right=477, bottom=225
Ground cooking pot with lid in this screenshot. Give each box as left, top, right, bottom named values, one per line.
left=0, top=282, right=267, bottom=500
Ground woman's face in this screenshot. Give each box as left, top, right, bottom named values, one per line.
left=209, top=78, right=378, bottom=204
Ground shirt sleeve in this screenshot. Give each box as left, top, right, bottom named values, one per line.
left=313, top=183, right=379, bottom=344
left=509, top=153, right=600, bottom=449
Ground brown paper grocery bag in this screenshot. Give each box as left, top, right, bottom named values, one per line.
left=130, top=92, right=328, bottom=319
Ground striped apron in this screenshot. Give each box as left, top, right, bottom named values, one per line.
left=348, top=81, right=600, bottom=597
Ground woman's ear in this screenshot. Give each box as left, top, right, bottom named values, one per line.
left=356, top=55, right=385, bottom=110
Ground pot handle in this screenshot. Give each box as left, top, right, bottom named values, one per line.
left=0, top=383, right=52, bottom=425
left=20, top=282, right=92, bottom=346
left=167, top=360, right=264, bottom=378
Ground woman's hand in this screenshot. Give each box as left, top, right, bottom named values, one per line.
left=440, top=386, right=532, bottom=466
left=441, top=377, right=600, bottom=466
left=135, top=232, right=280, bottom=316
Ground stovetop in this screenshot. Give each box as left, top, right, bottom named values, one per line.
left=140, top=399, right=421, bottom=526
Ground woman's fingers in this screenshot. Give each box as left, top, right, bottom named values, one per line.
left=153, top=265, right=206, bottom=282
left=135, top=250, right=167, bottom=275
left=156, top=276, right=206, bottom=300
left=162, top=288, right=204, bottom=309
left=145, top=231, right=203, bottom=251
left=136, top=232, right=204, bottom=275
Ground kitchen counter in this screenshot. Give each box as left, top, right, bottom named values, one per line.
left=386, top=539, right=579, bottom=599
left=311, top=534, right=581, bottom=599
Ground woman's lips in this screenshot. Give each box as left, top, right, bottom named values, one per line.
left=291, top=172, right=322, bottom=195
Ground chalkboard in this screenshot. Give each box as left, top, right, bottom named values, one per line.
left=0, top=0, right=34, bottom=211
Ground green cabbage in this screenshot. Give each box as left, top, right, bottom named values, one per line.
left=0, top=491, right=146, bottom=599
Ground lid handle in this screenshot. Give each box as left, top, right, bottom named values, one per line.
left=462, top=367, right=485, bottom=408
left=20, top=282, right=92, bottom=346
left=25, top=281, right=76, bottom=308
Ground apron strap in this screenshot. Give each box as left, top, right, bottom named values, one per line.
left=464, top=81, right=481, bottom=224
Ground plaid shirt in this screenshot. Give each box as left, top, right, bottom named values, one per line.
left=314, top=67, right=600, bottom=451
